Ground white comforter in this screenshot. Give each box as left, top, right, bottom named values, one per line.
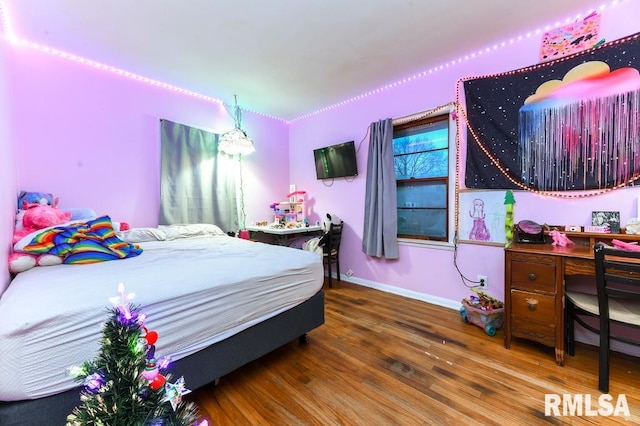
left=0, top=235, right=323, bottom=401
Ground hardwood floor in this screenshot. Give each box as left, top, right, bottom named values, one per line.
left=189, top=280, right=640, bottom=425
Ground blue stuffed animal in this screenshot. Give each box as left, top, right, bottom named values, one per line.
left=17, top=191, right=54, bottom=210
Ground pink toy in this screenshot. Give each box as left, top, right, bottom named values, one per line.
left=8, top=252, right=62, bottom=274
left=286, top=190, right=306, bottom=198
left=8, top=252, right=36, bottom=273
left=9, top=200, right=72, bottom=274
left=21, top=199, right=71, bottom=230
left=549, top=230, right=574, bottom=247
left=611, top=239, right=640, bottom=252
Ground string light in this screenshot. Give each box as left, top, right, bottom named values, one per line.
left=0, top=0, right=626, bottom=126
left=291, top=0, right=623, bottom=123
left=0, top=2, right=286, bottom=124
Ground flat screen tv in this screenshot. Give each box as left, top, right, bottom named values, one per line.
left=313, top=141, right=358, bottom=179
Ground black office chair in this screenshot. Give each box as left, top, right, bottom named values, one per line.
left=320, top=221, right=343, bottom=288
left=565, top=242, right=640, bottom=392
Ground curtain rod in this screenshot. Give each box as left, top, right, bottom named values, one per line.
left=392, top=101, right=456, bottom=125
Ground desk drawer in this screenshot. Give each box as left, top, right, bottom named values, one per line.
left=511, top=317, right=556, bottom=347
left=510, top=257, right=557, bottom=293
left=510, top=290, right=556, bottom=327
left=564, top=257, right=595, bottom=276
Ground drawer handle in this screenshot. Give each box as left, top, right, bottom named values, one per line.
left=528, top=273, right=537, bottom=281
left=526, top=298, right=538, bottom=311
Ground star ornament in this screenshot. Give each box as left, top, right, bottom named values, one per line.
left=108, top=282, right=135, bottom=319
left=161, top=376, right=192, bottom=411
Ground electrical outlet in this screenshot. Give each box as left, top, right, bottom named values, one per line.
left=477, top=275, right=488, bottom=289
left=346, top=269, right=354, bottom=277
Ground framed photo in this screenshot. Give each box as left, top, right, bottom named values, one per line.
left=458, top=190, right=507, bottom=246
left=592, top=211, right=620, bottom=233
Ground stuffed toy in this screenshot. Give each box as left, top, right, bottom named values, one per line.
left=16, top=190, right=54, bottom=210
left=9, top=201, right=73, bottom=274
left=15, top=193, right=56, bottom=231
left=322, top=213, right=342, bottom=232
left=549, top=230, right=574, bottom=247
left=318, top=213, right=342, bottom=249
left=302, top=213, right=342, bottom=256
left=13, top=199, right=72, bottom=244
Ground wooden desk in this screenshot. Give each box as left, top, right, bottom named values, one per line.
left=504, top=230, right=640, bottom=365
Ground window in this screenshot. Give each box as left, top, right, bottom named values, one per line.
left=393, top=113, right=450, bottom=241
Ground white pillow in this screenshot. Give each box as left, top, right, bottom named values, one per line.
left=116, top=228, right=167, bottom=243
left=158, top=223, right=226, bottom=240
left=66, top=208, right=97, bottom=221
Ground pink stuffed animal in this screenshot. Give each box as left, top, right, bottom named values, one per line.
left=22, top=199, right=71, bottom=228
left=9, top=201, right=72, bottom=274
left=549, top=230, right=574, bottom=247
left=8, top=252, right=63, bottom=273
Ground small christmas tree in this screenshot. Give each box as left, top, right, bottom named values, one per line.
left=67, top=283, right=207, bottom=426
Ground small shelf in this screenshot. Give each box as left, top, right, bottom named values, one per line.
left=546, top=228, right=640, bottom=247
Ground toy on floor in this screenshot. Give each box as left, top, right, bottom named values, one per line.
left=549, top=230, right=574, bottom=247
left=460, top=289, right=504, bottom=337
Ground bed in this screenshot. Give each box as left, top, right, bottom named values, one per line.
left=0, top=223, right=325, bottom=425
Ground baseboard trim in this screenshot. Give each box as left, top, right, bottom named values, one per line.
left=338, top=274, right=460, bottom=311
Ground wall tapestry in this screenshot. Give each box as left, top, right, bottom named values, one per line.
left=463, top=32, right=640, bottom=191
left=458, top=190, right=507, bottom=246
left=539, top=12, right=601, bottom=62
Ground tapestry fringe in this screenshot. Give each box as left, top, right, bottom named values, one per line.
left=519, top=89, right=640, bottom=191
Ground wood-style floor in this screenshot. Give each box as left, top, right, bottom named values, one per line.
left=189, top=279, right=640, bottom=425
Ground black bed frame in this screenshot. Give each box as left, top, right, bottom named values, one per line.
left=0, top=290, right=325, bottom=425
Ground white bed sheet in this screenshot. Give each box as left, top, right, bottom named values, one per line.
left=0, top=235, right=323, bottom=401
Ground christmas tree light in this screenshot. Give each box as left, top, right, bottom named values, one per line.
left=67, top=283, right=206, bottom=425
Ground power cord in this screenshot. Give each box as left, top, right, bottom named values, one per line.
left=452, top=230, right=484, bottom=289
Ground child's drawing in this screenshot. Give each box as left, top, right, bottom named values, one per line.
left=469, top=198, right=491, bottom=241
left=459, top=191, right=507, bottom=245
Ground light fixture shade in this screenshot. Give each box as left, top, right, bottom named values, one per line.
left=219, top=95, right=255, bottom=155
left=219, top=129, right=255, bottom=155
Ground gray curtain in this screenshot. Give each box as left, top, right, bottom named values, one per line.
left=362, top=118, right=399, bottom=259
left=159, top=119, right=239, bottom=232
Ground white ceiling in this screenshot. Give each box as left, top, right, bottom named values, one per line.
left=5, top=0, right=605, bottom=120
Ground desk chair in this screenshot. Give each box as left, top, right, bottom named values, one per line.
left=565, top=242, right=640, bottom=392
left=321, top=221, right=343, bottom=288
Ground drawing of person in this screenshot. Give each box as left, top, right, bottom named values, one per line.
left=469, top=198, right=491, bottom=241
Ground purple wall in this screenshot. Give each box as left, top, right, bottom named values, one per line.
left=0, top=37, right=289, bottom=293
left=9, top=44, right=289, bottom=229
left=0, top=40, right=16, bottom=294
left=289, top=1, right=640, bottom=308
left=2, top=1, right=640, bottom=313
